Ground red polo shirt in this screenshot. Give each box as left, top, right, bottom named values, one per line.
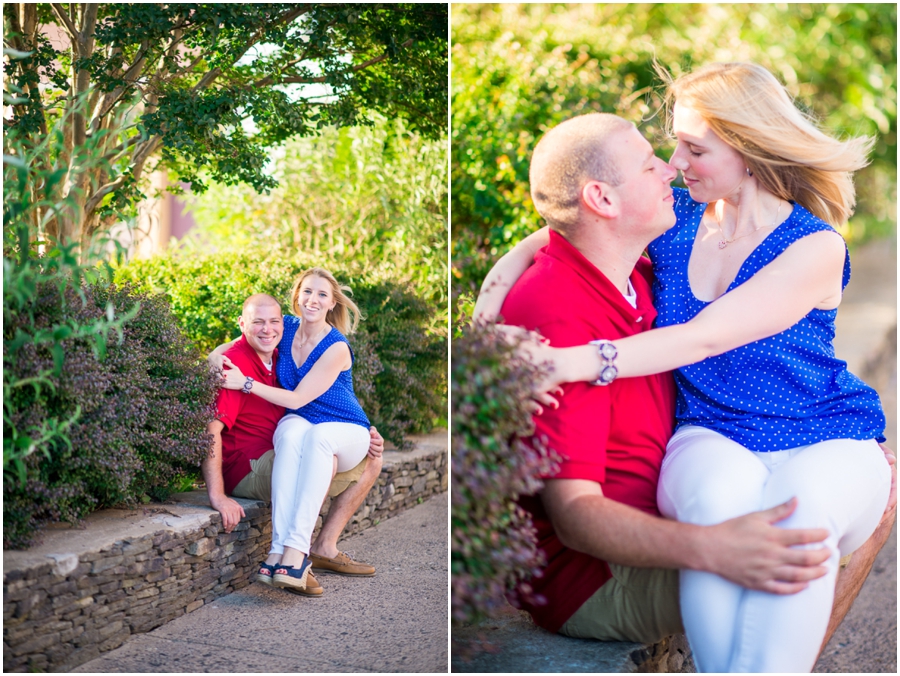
left=215, top=337, right=285, bottom=495
left=501, top=230, right=676, bottom=633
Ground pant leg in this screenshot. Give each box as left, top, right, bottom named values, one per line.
left=270, top=415, right=315, bottom=556
left=728, top=438, right=891, bottom=673
left=280, top=421, right=371, bottom=555
left=657, top=426, right=771, bottom=673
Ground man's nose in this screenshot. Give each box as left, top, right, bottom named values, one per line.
left=661, top=160, right=678, bottom=183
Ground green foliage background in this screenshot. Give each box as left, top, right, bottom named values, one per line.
left=183, top=115, right=448, bottom=331
left=451, top=3, right=897, bottom=297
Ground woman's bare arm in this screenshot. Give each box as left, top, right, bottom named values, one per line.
left=220, top=343, right=350, bottom=409
left=208, top=338, right=239, bottom=370
left=473, top=226, right=551, bottom=321
left=531, top=231, right=847, bottom=387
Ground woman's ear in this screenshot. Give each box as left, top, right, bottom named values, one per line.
left=582, top=180, right=619, bottom=219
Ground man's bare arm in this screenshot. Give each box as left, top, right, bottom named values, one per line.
left=543, top=478, right=831, bottom=594
left=201, top=419, right=245, bottom=533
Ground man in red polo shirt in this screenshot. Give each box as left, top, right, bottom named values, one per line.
left=494, top=113, right=893, bottom=646
left=202, top=294, right=384, bottom=595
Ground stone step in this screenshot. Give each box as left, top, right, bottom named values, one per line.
left=452, top=603, right=693, bottom=673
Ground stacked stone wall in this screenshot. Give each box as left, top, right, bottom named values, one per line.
left=3, top=443, right=446, bottom=672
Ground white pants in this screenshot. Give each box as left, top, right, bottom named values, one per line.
left=270, top=414, right=370, bottom=556
left=657, top=426, right=890, bottom=673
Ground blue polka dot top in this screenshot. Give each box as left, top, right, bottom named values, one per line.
left=647, top=188, right=886, bottom=451
left=275, top=315, right=370, bottom=429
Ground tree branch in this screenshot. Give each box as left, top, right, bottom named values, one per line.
left=79, top=2, right=98, bottom=38
left=50, top=3, right=80, bottom=43
left=271, top=39, right=414, bottom=85
left=83, top=174, right=127, bottom=217
left=193, top=4, right=312, bottom=94
left=90, top=41, right=151, bottom=128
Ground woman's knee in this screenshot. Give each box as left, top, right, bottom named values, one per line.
left=273, top=415, right=313, bottom=449
left=659, top=444, right=768, bottom=524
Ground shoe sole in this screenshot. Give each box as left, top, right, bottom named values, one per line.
left=255, top=573, right=274, bottom=586
left=282, top=586, right=324, bottom=597
left=310, top=566, right=376, bottom=577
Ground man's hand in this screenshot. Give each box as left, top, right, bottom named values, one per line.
left=703, top=498, right=830, bottom=594
left=209, top=493, right=246, bottom=533
left=202, top=420, right=244, bottom=533
left=367, top=426, right=384, bottom=459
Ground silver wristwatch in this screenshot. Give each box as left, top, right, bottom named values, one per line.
left=241, top=376, right=254, bottom=394
left=588, top=339, right=618, bottom=386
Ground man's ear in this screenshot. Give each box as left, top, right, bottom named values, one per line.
left=582, top=180, right=619, bottom=219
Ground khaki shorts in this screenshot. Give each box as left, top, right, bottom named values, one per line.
left=559, top=563, right=683, bottom=644
left=231, top=449, right=368, bottom=502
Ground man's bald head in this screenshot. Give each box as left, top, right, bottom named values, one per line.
left=239, top=294, right=283, bottom=359
left=530, top=113, right=634, bottom=233
left=242, top=293, right=281, bottom=318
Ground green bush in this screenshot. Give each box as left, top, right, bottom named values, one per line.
left=115, top=250, right=446, bottom=446
left=3, top=281, right=218, bottom=549
left=451, top=322, right=559, bottom=627
left=452, top=4, right=897, bottom=297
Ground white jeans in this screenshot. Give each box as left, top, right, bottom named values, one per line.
left=658, top=425, right=890, bottom=673
left=269, top=414, right=370, bottom=556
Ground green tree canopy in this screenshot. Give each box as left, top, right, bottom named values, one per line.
left=4, top=3, right=447, bottom=250
left=451, top=3, right=896, bottom=296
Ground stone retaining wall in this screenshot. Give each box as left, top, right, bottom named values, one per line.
left=3, top=437, right=447, bottom=673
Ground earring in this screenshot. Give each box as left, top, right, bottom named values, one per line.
left=746, top=167, right=753, bottom=177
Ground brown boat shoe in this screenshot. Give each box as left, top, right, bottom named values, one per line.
left=283, top=571, right=324, bottom=597
left=309, top=551, right=376, bottom=577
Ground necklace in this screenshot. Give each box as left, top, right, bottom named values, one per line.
left=295, top=324, right=329, bottom=350
left=714, top=199, right=782, bottom=249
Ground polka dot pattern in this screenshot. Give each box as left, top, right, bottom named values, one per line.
left=275, top=315, right=370, bottom=428
left=646, top=188, right=886, bottom=452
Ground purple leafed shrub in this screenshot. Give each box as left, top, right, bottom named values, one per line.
left=451, top=322, right=560, bottom=628
left=3, top=281, right=218, bottom=549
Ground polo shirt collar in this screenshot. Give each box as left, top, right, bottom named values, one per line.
left=543, top=229, right=656, bottom=326
left=233, top=335, right=279, bottom=378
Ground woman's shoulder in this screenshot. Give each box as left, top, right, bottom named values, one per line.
left=783, top=201, right=837, bottom=235
left=319, top=325, right=351, bottom=348
left=283, top=314, right=300, bottom=329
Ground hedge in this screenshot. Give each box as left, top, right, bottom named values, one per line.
left=4, top=281, right=218, bottom=549
left=115, top=250, right=446, bottom=447
left=451, top=322, right=559, bottom=627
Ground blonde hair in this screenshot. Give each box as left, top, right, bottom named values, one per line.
left=659, top=62, right=873, bottom=226
left=530, top=113, right=634, bottom=233
left=290, top=267, right=362, bottom=335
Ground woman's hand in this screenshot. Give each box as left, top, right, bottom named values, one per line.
left=496, top=325, right=570, bottom=412
left=219, top=356, right=248, bottom=390
left=207, top=338, right=238, bottom=372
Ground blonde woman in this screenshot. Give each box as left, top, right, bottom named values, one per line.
left=219, top=268, right=371, bottom=591
left=475, top=63, right=893, bottom=672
